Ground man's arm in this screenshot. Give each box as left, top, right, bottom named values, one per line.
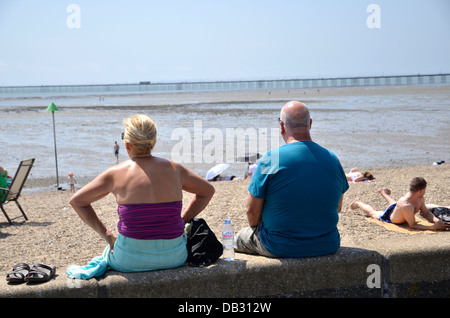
left=338, top=194, right=344, bottom=213
left=419, top=202, right=440, bottom=223
left=246, top=194, right=264, bottom=227
left=418, top=201, right=450, bottom=230
left=401, top=203, right=449, bottom=231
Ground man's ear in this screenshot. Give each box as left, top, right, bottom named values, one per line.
left=280, top=121, right=286, bottom=135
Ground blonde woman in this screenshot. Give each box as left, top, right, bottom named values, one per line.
left=67, top=114, right=214, bottom=279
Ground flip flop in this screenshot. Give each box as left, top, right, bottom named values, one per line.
left=6, top=263, right=30, bottom=283
left=24, top=263, right=56, bottom=283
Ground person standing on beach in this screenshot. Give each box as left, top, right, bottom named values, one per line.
left=235, top=101, right=349, bottom=258
left=67, top=172, right=76, bottom=194
left=114, top=141, right=120, bottom=164
left=350, top=177, right=450, bottom=231
left=244, top=162, right=258, bottom=180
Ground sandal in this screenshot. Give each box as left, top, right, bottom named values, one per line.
left=6, top=263, right=30, bottom=283
left=24, top=263, right=56, bottom=283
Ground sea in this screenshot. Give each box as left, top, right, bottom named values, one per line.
left=1, top=76, right=449, bottom=191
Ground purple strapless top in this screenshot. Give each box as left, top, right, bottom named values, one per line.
left=117, top=201, right=184, bottom=240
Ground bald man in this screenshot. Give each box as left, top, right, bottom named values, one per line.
left=235, top=101, right=349, bottom=258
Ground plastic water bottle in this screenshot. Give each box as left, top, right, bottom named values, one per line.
left=222, top=219, right=235, bottom=261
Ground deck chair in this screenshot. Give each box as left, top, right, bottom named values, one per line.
left=0, top=158, right=35, bottom=225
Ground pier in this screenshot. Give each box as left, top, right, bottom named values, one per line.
left=1, top=73, right=449, bottom=95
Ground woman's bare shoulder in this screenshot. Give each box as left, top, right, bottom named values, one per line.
left=153, top=156, right=184, bottom=171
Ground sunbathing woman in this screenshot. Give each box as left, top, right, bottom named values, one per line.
left=346, top=167, right=375, bottom=182
left=68, top=114, right=215, bottom=278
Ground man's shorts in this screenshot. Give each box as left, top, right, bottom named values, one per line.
left=234, top=223, right=275, bottom=257
left=378, top=203, right=397, bottom=223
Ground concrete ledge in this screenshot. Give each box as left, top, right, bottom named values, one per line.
left=1, top=237, right=449, bottom=298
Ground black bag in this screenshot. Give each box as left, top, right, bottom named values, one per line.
left=429, top=207, right=450, bottom=223
left=186, top=218, right=223, bottom=267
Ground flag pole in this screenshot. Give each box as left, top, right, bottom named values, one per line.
left=46, top=102, right=61, bottom=189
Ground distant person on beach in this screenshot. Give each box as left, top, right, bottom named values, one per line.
left=235, top=101, right=349, bottom=258
left=346, top=167, right=375, bottom=182
left=244, top=162, right=258, bottom=180
left=67, top=114, right=214, bottom=279
left=114, top=141, right=120, bottom=163
left=0, top=165, right=8, bottom=201
left=350, top=177, right=450, bottom=231
left=67, top=172, right=76, bottom=193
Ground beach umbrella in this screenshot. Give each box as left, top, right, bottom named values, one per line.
left=236, top=153, right=262, bottom=162
left=46, top=102, right=61, bottom=189
left=206, top=163, right=230, bottom=180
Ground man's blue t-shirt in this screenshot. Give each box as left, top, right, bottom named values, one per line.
left=248, top=141, right=349, bottom=258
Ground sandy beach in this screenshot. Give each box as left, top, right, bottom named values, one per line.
left=1, top=163, right=448, bottom=275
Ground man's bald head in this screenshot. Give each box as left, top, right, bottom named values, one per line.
left=280, top=101, right=311, bottom=128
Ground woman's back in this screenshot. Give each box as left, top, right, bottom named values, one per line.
left=111, top=156, right=183, bottom=205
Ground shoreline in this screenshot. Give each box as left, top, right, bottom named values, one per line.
left=3, top=84, right=450, bottom=109
left=1, top=163, right=448, bottom=275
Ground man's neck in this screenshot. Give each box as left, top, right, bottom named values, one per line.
left=284, top=135, right=313, bottom=143
left=405, top=191, right=423, bottom=204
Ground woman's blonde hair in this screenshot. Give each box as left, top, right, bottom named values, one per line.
left=122, top=114, right=157, bottom=154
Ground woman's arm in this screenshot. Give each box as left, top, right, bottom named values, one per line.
left=179, top=165, right=215, bottom=222
left=69, top=169, right=117, bottom=250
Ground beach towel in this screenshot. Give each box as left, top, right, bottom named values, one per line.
left=66, top=232, right=187, bottom=280
left=367, top=218, right=436, bottom=234
left=66, top=247, right=109, bottom=280
left=350, top=178, right=376, bottom=183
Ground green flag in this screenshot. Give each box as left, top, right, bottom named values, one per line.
left=46, top=102, right=59, bottom=112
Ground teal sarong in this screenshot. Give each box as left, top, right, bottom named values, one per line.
left=66, top=233, right=187, bottom=280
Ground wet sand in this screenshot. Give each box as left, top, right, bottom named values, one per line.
left=1, top=163, right=448, bottom=275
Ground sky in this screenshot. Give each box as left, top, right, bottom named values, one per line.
left=0, top=0, right=449, bottom=86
